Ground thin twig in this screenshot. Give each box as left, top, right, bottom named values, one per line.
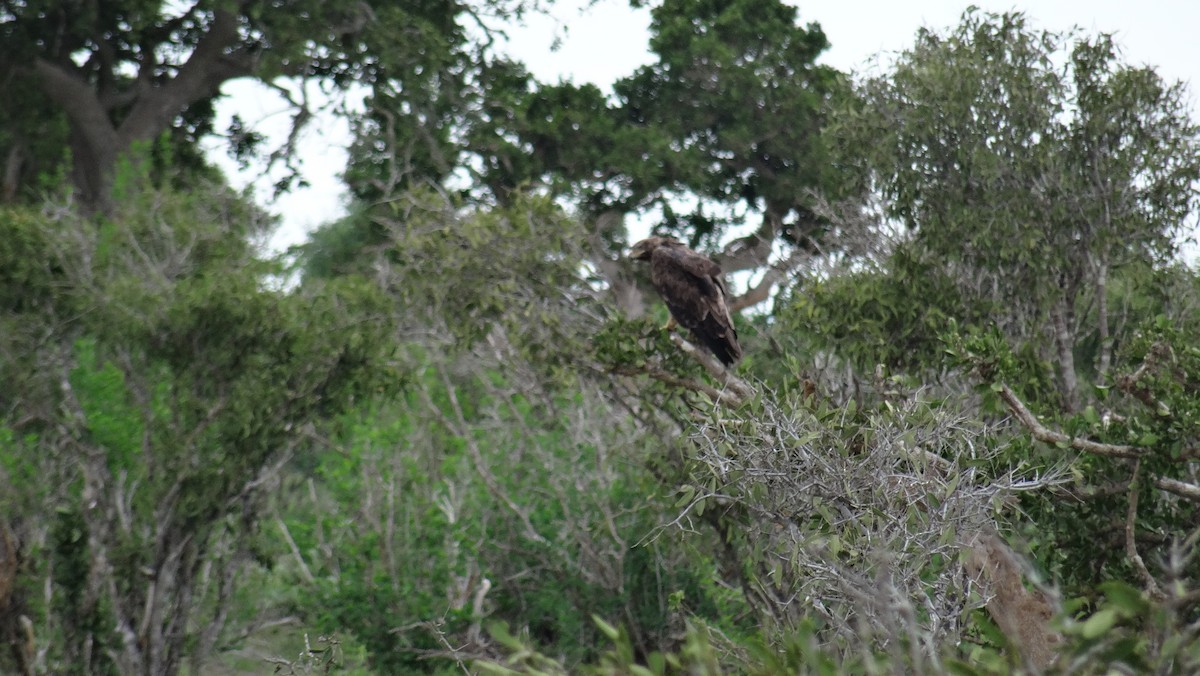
left=433, top=371, right=548, bottom=545
left=275, top=516, right=315, bottom=584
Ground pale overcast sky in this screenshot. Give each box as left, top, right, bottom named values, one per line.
left=203, top=1, right=1200, bottom=252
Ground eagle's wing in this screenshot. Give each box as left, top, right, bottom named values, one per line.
left=651, top=246, right=743, bottom=366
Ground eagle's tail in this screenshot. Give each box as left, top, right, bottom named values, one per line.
left=693, top=316, right=742, bottom=367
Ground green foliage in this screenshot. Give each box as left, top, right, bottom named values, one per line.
left=296, top=208, right=388, bottom=279
left=0, top=73, right=70, bottom=202
left=48, top=507, right=119, bottom=676
left=593, top=316, right=714, bottom=385
left=1050, top=580, right=1200, bottom=673
left=779, top=246, right=987, bottom=373
left=346, top=0, right=850, bottom=263
left=1, top=0, right=525, bottom=207
left=0, top=205, right=61, bottom=313
left=477, top=578, right=1200, bottom=675
left=0, top=184, right=400, bottom=673
left=7, top=4, right=1200, bottom=674
left=617, top=0, right=845, bottom=243
left=281, top=354, right=740, bottom=672
left=841, top=9, right=1200, bottom=368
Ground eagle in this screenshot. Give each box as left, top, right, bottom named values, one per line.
left=629, top=236, right=742, bottom=366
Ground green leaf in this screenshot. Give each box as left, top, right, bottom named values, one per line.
left=1081, top=607, right=1120, bottom=639
left=592, top=614, right=619, bottom=641
left=474, top=663, right=524, bottom=676
left=944, top=658, right=985, bottom=676
left=1098, top=580, right=1149, bottom=615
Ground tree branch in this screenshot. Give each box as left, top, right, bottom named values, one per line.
left=996, top=384, right=1146, bottom=458
left=669, top=333, right=755, bottom=403
left=613, top=364, right=743, bottom=407
left=118, top=9, right=259, bottom=146
left=1050, top=299, right=1080, bottom=412
left=1115, top=341, right=1173, bottom=416
left=609, top=333, right=755, bottom=407
left=275, top=516, right=315, bottom=584
left=1155, top=477, right=1200, bottom=503
left=730, top=249, right=807, bottom=312
left=32, top=59, right=118, bottom=150
left=1126, top=461, right=1166, bottom=599
left=715, top=214, right=777, bottom=273
left=1095, top=260, right=1113, bottom=386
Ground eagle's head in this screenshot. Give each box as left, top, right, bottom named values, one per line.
left=628, top=236, right=681, bottom=261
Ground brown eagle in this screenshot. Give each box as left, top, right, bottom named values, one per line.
left=629, top=236, right=742, bottom=366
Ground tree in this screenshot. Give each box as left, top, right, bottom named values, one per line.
left=845, top=9, right=1200, bottom=409
left=616, top=0, right=845, bottom=258
left=0, top=181, right=398, bottom=675
left=782, top=11, right=1200, bottom=657
left=0, top=0, right=529, bottom=211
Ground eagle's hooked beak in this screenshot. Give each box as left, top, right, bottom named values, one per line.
left=628, top=240, right=653, bottom=261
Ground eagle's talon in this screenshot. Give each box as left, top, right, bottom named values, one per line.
left=661, top=316, right=677, bottom=332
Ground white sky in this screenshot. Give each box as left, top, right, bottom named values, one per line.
left=203, top=0, right=1200, bottom=253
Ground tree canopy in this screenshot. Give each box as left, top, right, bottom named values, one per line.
left=0, top=0, right=523, bottom=211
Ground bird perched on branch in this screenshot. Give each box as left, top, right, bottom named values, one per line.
left=629, top=236, right=742, bottom=367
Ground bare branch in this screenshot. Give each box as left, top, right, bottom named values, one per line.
left=1126, top=461, right=1166, bottom=599
left=1155, top=477, right=1200, bottom=503
left=996, top=384, right=1146, bottom=458
left=669, top=333, right=756, bottom=403
left=275, top=516, right=315, bottom=584
left=730, top=249, right=807, bottom=313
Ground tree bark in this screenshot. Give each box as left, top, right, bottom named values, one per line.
left=1051, top=298, right=1080, bottom=412
left=33, top=59, right=121, bottom=212
left=2, top=141, right=26, bottom=203
left=590, top=211, right=646, bottom=317
left=1095, top=260, right=1113, bottom=386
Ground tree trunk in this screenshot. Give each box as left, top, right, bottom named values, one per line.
left=590, top=211, right=646, bottom=317
left=2, top=141, right=26, bottom=203
left=69, top=126, right=119, bottom=214
left=1095, top=260, right=1113, bottom=386
left=28, top=9, right=255, bottom=214
left=1051, top=299, right=1080, bottom=412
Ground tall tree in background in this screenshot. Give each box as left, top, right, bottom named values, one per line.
left=617, top=0, right=843, bottom=257
left=845, top=10, right=1200, bottom=409
left=0, top=0, right=532, bottom=211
